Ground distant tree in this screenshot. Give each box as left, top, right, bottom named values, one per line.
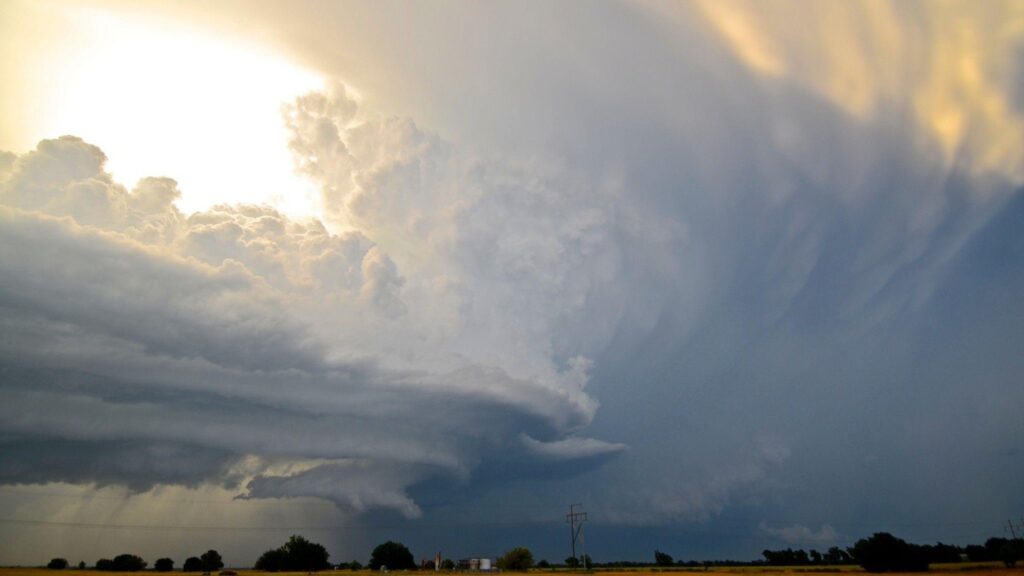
left=762, top=549, right=810, bottom=566
left=984, top=538, right=1009, bottom=560
left=849, top=533, right=928, bottom=572
left=350, top=560, right=364, bottom=571
left=998, top=540, right=1023, bottom=568
left=48, top=559, right=69, bottom=570
left=200, top=550, right=223, bottom=572
left=154, top=558, right=174, bottom=572
left=111, top=555, right=147, bottom=572
left=809, top=550, right=822, bottom=564
left=421, top=560, right=436, bottom=571
left=824, top=547, right=852, bottom=565
left=183, top=557, right=204, bottom=572
left=369, top=541, right=415, bottom=571
left=654, top=550, right=673, bottom=566
left=440, top=559, right=455, bottom=571
left=920, top=543, right=962, bottom=564
left=77, top=561, right=86, bottom=570
left=564, top=557, right=580, bottom=568
left=536, top=560, right=550, bottom=569
left=255, top=549, right=288, bottom=572
left=284, top=535, right=331, bottom=571
left=93, top=555, right=144, bottom=572
left=964, top=545, right=987, bottom=562
left=256, top=535, right=331, bottom=572
left=497, top=548, right=534, bottom=571
left=580, top=555, right=592, bottom=567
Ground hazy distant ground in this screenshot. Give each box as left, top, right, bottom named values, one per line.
left=0, top=565, right=1012, bottom=576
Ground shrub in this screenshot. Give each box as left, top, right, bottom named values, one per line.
left=182, top=557, right=203, bottom=572
left=47, top=559, right=69, bottom=570
left=154, top=558, right=174, bottom=572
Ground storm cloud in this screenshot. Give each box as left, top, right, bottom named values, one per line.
left=0, top=131, right=629, bottom=520
left=0, top=0, right=1023, bottom=566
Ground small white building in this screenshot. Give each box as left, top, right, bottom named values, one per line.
left=456, top=558, right=494, bottom=571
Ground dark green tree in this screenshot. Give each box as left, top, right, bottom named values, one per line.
left=762, top=549, right=810, bottom=566
left=255, top=549, right=288, bottom=572
left=47, top=559, right=69, bottom=570
left=564, top=557, right=580, bottom=568
left=154, top=558, right=174, bottom=572
left=497, top=548, right=534, bottom=571
left=654, top=550, right=673, bottom=566
left=255, top=535, right=331, bottom=572
left=824, top=547, right=852, bottom=565
left=849, top=533, right=928, bottom=572
left=182, top=557, right=204, bottom=572
left=998, top=540, right=1023, bottom=568
left=200, top=550, right=223, bottom=572
left=985, top=538, right=1009, bottom=559
left=440, top=559, right=455, bottom=570
left=110, top=555, right=147, bottom=572
left=283, top=535, right=331, bottom=571
left=368, top=541, right=415, bottom=571
left=536, top=560, right=550, bottom=568
left=77, top=562, right=86, bottom=570
left=95, top=559, right=114, bottom=571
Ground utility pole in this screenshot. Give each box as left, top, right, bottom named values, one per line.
left=1009, top=519, right=1019, bottom=540
left=567, top=503, right=588, bottom=570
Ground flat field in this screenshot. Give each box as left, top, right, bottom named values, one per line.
left=0, top=565, right=1017, bottom=576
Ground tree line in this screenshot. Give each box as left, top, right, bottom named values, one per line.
left=46, top=550, right=223, bottom=573
left=43, top=531, right=1023, bottom=573
left=759, top=533, right=1023, bottom=571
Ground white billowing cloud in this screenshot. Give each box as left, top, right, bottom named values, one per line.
left=0, top=109, right=649, bottom=516
left=759, top=522, right=839, bottom=546
left=282, top=84, right=672, bottom=389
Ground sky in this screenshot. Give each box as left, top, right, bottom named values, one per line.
left=0, top=0, right=1023, bottom=567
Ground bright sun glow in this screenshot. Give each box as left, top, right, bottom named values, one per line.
left=21, top=3, right=325, bottom=217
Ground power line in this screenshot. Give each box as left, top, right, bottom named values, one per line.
left=0, top=488, right=326, bottom=506
left=0, top=490, right=1008, bottom=530
left=0, top=517, right=564, bottom=532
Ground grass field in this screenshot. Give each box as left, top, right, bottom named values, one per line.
left=0, top=565, right=1016, bottom=576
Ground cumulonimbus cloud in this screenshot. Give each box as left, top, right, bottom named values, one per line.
left=2, top=0, right=1024, bottom=536
left=0, top=90, right=644, bottom=516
